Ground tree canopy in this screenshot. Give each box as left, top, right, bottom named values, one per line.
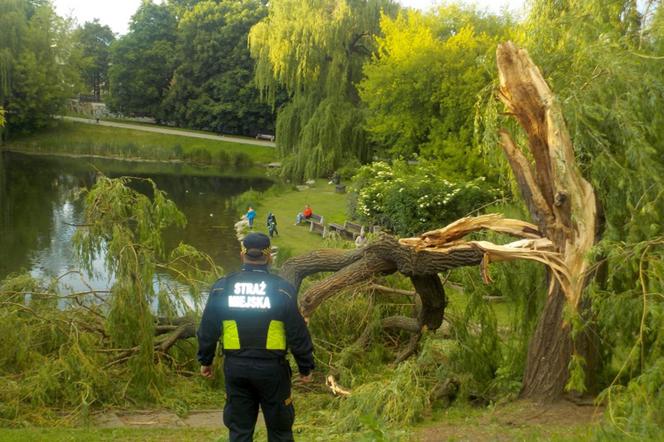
left=73, top=20, right=115, bottom=100
left=359, top=6, right=512, bottom=180
left=249, top=0, right=399, bottom=181
left=163, top=0, right=274, bottom=135
left=0, top=0, right=79, bottom=134
left=107, top=1, right=177, bottom=119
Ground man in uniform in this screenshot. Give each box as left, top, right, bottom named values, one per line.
left=197, top=232, right=314, bottom=442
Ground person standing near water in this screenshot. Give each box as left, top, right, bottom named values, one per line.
left=267, top=212, right=279, bottom=237
left=246, top=206, right=256, bottom=229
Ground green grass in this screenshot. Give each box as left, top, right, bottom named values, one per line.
left=99, top=117, right=263, bottom=142
left=4, top=121, right=276, bottom=165
left=0, top=428, right=223, bottom=442
left=239, top=180, right=351, bottom=256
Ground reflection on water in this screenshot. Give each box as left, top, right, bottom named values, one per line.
left=0, top=151, right=272, bottom=290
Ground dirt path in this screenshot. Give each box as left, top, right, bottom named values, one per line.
left=93, top=409, right=225, bottom=429
left=91, top=400, right=601, bottom=440
left=58, top=116, right=276, bottom=148
left=416, top=400, right=602, bottom=441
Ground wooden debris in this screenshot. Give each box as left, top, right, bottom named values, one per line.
left=326, top=375, right=351, bottom=397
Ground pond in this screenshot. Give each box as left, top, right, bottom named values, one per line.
left=0, top=151, right=272, bottom=290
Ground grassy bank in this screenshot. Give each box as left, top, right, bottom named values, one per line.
left=235, top=180, right=350, bottom=257
left=4, top=121, right=276, bottom=166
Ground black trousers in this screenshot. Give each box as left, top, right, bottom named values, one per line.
left=223, top=356, right=295, bottom=442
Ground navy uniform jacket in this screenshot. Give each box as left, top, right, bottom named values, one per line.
left=197, top=263, right=315, bottom=375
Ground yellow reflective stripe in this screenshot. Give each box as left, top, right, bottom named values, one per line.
left=222, top=320, right=240, bottom=350
left=266, top=320, right=286, bottom=350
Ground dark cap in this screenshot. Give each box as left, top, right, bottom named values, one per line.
left=241, top=232, right=271, bottom=258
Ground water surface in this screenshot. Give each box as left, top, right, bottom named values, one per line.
left=0, top=151, right=272, bottom=289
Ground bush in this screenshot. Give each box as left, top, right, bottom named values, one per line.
left=233, top=152, right=253, bottom=169
left=187, top=148, right=212, bottom=165
left=217, top=150, right=230, bottom=167
left=171, top=144, right=184, bottom=159
left=350, top=160, right=497, bottom=236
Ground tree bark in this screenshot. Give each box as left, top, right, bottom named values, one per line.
left=496, top=42, right=600, bottom=401
left=280, top=216, right=557, bottom=340
left=277, top=45, right=599, bottom=400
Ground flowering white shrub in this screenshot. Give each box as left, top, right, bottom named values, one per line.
left=351, top=161, right=496, bottom=236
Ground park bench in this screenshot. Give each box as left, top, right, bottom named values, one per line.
left=309, top=219, right=327, bottom=237
left=344, top=221, right=364, bottom=239
left=328, top=222, right=353, bottom=240
left=327, top=220, right=366, bottom=240
left=256, top=133, right=275, bottom=142
left=302, top=214, right=324, bottom=225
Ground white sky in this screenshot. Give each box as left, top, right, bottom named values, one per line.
left=53, top=0, right=526, bottom=36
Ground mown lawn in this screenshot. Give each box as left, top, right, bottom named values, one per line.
left=239, top=179, right=351, bottom=257
left=5, top=121, right=277, bottom=165
left=0, top=428, right=223, bottom=442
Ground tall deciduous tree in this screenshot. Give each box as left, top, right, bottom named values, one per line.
left=107, top=0, right=176, bottom=119
left=163, top=0, right=274, bottom=135
left=249, top=0, right=398, bottom=181
left=359, top=6, right=511, bottom=179
left=0, top=0, right=79, bottom=134
left=73, top=20, right=115, bottom=100
left=490, top=0, right=664, bottom=400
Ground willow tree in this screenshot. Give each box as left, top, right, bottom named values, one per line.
left=249, top=0, right=398, bottom=181
left=278, top=42, right=601, bottom=402
left=0, top=0, right=76, bottom=134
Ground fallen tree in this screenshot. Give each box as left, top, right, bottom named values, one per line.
left=280, top=41, right=599, bottom=402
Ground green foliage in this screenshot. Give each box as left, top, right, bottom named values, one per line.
left=107, top=1, right=176, bottom=119
left=0, top=0, right=79, bottom=134
left=0, top=176, right=222, bottom=424
left=73, top=20, right=115, bottom=98
left=350, top=160, right=497, bottom=236
left=7, top=121, right=275, bottom=166
left=470, top=0, right=664, bottom=434
left=587, top=238, right=664, bottom=438
left=163, top=0, right=274, bottom=136
left=249, top=0, right=399, bottom=181
left=74, top=176, right=191, bottom=398
left=335, top=359, right=430, bottom=429
left=359, top=6, right=511, bottom=180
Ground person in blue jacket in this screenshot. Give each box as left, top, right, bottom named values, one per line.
left=246, top=206, right=256, bottom=229
left=197, top=233, right=314, bottom=442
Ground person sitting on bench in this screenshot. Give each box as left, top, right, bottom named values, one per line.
left=295, top=204, right=313, bottom=225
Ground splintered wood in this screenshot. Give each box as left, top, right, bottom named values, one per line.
left=399, top=214, right=573, bottom=301
left=326, top=375, right=351, bottom=396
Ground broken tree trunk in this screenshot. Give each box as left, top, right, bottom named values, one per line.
left=278, top=42, right=598, bottom=402
left=280, top=215, right=563, bottom=336
left=496, top=41, right=600, bottom=400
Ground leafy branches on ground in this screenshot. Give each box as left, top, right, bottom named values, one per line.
left=0, top=176, right=222, bottom=424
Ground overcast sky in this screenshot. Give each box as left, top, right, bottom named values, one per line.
left=53, top=0, right=527, bottom=36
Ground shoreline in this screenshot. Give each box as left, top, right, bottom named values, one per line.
left=1, top=148, right=277, bottom=171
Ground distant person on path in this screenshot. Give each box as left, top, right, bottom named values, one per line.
left=246, top=206, right=256, bottom=229
left=267, top=212, right=279, bottom=237
left=197, top=233, right=314, bottom=442
left=295, top=204, right=313, bottom=225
